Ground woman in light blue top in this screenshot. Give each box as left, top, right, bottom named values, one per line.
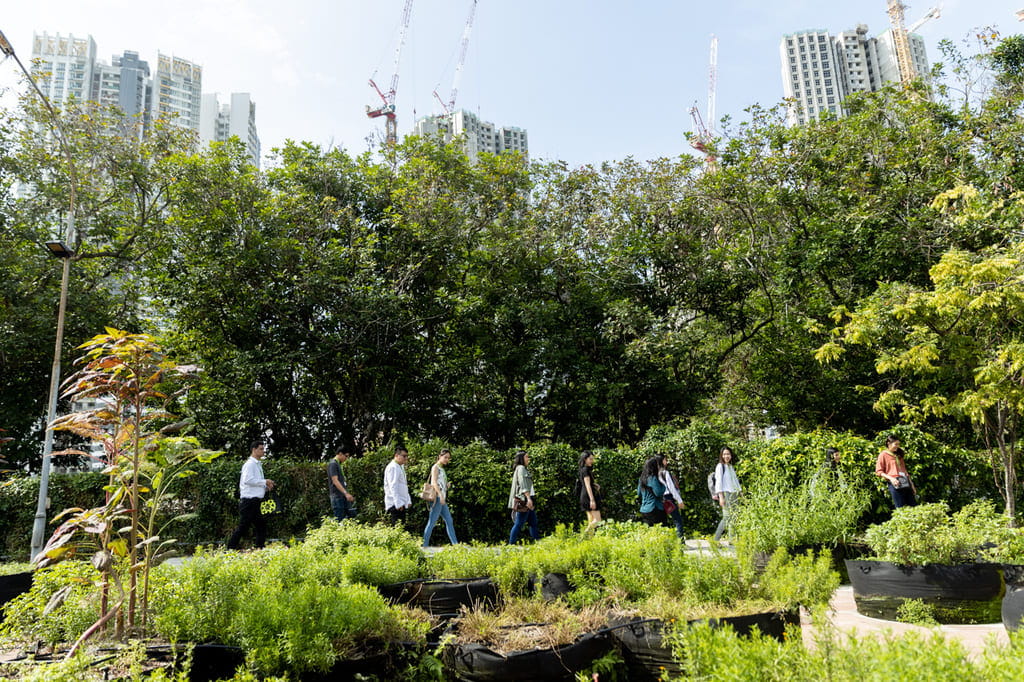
left=423, top=449, right=459, bottom=547
left=713, top=446, right=742, bottom=542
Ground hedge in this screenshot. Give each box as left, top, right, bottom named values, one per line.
left=0, top=423, right=1001, bottom=558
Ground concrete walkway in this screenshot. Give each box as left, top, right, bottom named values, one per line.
left=803, top=585, right=1008, bottom=656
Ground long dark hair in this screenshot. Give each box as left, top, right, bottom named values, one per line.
left=578, top=450, right=594, bottom=470
left=513, top=450, right=528, bottom=468
left=639, top=456, right=663, bottom=492
left=718, top=447, right=735, bottom=465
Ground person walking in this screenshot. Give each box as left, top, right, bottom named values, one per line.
left=328, top=445, right=356, bottom=522
left=578, top=450, right=602, bottom=534
left=658, top=455, right=686, bottom=540
left=422, top=448, right=459, bottom=547
left=637, top=456, right=667, bottom=527
left=876, top=435, right=917, bottom=508
left=227, top=440, right=276, bottom=550
left=508, top=450, right=540, bottom=544
left=712, top=447, right=741, bottom=542
left=384, top=447, right=412, bottom=526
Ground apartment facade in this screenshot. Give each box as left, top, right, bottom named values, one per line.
left=415, top=109, right=528, bottom=163
left=780, top=24, right=929, bottom=126
left=200, top=92, right=261, bottom=167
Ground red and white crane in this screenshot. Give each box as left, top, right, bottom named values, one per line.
left=366, top=0, right=415, bottom=145
left=433, top=0, right=478, bottom=117
left=689, top=34, right=718, bottom=167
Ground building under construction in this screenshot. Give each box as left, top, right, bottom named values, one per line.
left=779, top=15, right=933, bottom=126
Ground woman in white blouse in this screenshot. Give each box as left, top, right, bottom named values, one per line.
left=713, top=446, right=741, bottom=542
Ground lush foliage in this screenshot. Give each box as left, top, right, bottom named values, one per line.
left=730, top=464, right=871, bottom=553
left=863, top=500, right=1014, bottom=565
left=667, top=623, right=1024, bottom=682
left=149, top=544, right=429, bottom=676
left=0, top=560, right=101, bottom=648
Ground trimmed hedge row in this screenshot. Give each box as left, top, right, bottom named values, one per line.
left=0, top=424, right=995, bottom=558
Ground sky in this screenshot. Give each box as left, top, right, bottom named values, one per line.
left=0, top=0, right=1019, bottom=167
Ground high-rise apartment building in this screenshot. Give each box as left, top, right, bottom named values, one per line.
left=200, top=92, right=261, bottom=167
left=414, top=110, right=528, bottom=163
left=30, top=32, right=217, bottom=139
left=151, top=53, right=202, bottom=131
left=780, top=24, right=929, bottom=126
left=30, top=32, right=98, bottom=107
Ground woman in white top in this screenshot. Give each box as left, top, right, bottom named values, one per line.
left=422, top=449, right=459, bottom=547
left=713, top=446, right=741, bottom=542
left=658, top=455, right=686, bottom=540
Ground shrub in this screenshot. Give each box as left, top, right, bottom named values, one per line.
left=0, top=560, right=101, bottom=648
left=150, top=543, right=428, bottom=676
left=303, top=519, right=423, bottom=561
left=863, top=500, right=1012, bottom=565
left=730, top=466, right=871, bottom=553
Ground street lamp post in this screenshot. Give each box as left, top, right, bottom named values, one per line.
left=0, top=29, right=79, bottom=562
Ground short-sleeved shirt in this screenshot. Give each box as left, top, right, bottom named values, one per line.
left=327, top=459, right=347, bottom=500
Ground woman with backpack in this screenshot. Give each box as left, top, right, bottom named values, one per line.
left=712, top=446, right=741, bottom=542
left=577, top=450, right=602, bottom=533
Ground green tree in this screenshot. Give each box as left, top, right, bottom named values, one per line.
left=817, top=188, right=1024, bottom=516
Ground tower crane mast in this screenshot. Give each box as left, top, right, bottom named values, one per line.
left=886, top=0, right=917, bottom=84
left=688, top=34, right=718, bottom=167
left=433, top=0, right=478, bottom=116
left=367, top=0, right=415, bottom=145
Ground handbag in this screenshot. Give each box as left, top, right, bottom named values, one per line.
left=894, top=473, right=911, bottom=490
left=663, top=497, right=677, bottom=515
left=259, top=492, right=282, bottom=517
left=513, top=496, right=530, bottom=513
left=420, top=482, right=436, bottom=502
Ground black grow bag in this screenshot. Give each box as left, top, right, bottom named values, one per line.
left=609, top=611, right=800, bottom=681
left=378, top=578, right=499, bottom=616
left=0, top=572, right=33, bottom=620
left=527, top=572, right=573, bottom=601
left=443, top=630, right=611, bottom=682
left=845, top=560, right=1004, bottom=623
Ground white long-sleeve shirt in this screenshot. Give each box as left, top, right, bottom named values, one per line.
left=659, top=469, right=683, bottom=505
left=383, top=459, right=411, bottom=510
left=714, top=463, right=741, bottom=496
left=239, top=457, right=269, bottom=499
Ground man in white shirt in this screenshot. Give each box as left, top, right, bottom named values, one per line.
left=383, top=447, right=411, bottom=526
left=227, top=440, right=276, bottom=549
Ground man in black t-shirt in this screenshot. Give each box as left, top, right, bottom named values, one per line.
left=328, top=445, right=356, bottom=521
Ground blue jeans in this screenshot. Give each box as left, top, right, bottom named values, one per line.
left=331, top=496, right=355, bottom=522
left=668, top=507, right=685, bottom=540
left=509, top=508, right=540, bottom=544
left=888, top=483, right=917, bottom=508
left=423, top=499, right=458, bottom=546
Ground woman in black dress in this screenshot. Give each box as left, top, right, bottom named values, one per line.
left=578, top=450, right=602, bottom=533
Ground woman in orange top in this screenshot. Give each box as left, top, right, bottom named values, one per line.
left=875, top=435, right=917, bottom=508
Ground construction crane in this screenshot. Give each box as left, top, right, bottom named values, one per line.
left=907, top=4, right=941, bottom=33
left=688, top=34, right=718, bottom=167
left=433, top=0, right=478, bottom=117
left=886, top=1, right=918, bottom=84
left=366, top=0, right=415, bottom=145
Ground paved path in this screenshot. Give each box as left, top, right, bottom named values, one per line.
left=802, top=585, right=1008, bottom=656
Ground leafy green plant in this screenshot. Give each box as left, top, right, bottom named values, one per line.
left=0, top=560, right=101, bottom=649
left=896, top=598, right=940, bottom=626
left=149, top=542, right=429, bottom=677
left=35, top=330, right=222, bottom=649
left=730, top=465, right=871, bottom=553
left=864, top=500, right=1012, bottom=565
left=0, top=562, right=32, bottom=576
